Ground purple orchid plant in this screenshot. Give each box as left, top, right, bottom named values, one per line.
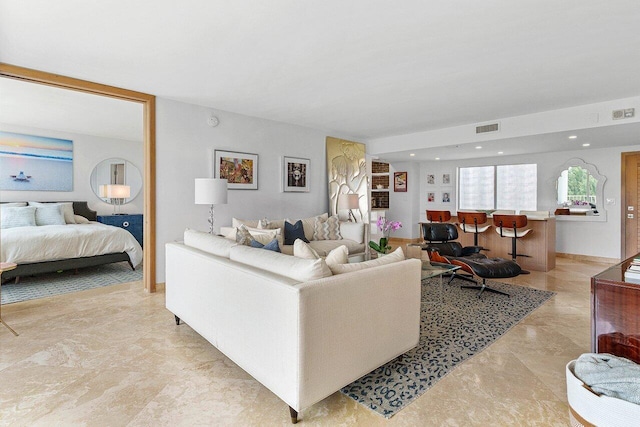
left=369, top=217, right=402, bottom=254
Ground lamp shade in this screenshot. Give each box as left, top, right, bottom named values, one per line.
left=99, top=184, right=108, bottom=198
left=105, top=184, right=130, bottom=199
left=338, top=193, right=359, bottom=210
left=195, top=178, right=228, bottom=205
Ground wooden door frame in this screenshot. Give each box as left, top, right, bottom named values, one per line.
left=621, top=151, right=640, bottom=260
left=0, top=63, right=157, bottom=292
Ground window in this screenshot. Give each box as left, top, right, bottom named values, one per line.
left=458, top=164, right=537, bottom=211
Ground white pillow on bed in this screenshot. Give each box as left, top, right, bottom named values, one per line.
left=29, top=202, right=76, bottom=224
left=34, top=204, right=66, bottom=226
left=74, top=215, right=90, bottom=224
left=0, top=206, right=37, bottom=229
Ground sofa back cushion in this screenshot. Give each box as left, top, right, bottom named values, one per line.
left=329, top=247, right=405, bottom=275
left=184, top=228, right=236, bottom=258
left=230, top=245, right=332, bottom=282
left=338, top=221, right=365, bottom=244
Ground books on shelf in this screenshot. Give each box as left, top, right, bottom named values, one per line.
left=625, top=265, right=640, bottom=283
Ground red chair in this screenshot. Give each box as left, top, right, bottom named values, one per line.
left=457, top=211, right=491, bottom=248
left=426, top=210, right=451, bottom=222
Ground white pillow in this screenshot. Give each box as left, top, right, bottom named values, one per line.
left=1, top=202, right=27, bottom=207
left=35, top=204, right=66, bottom=226
left=287, top=213, right=328, bottom=241
left=329, top=247, right=405, bottom=275
left=293, top=239, right=320, bottom=259
left=74, top=214, right=90, bottom=224
left=184, top=228, right=235, bottom=258
left=225, top=225, right=281, bottom=240
left=325, top=245, right=349, bottom=266
left=29, top=202, right=76, bottom=224
left=0, top=206, right=37, bottom=229
left=313, top=215, right=342, bottom=240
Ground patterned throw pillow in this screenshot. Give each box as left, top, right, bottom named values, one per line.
left=0, top=206, right=37, bottom=229
left=313, top=215, right=342, bottom=241
left=284, top=220, right=309, bottom=245
left=250, top=238, right=281, bottom=252
left=257, top=218, right=271, bottom=229
left=235, top=225, right=254, bottom=246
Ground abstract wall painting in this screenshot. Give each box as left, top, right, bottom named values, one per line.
left=214, top=150, right=258, bottom=190
left=0, top=131, right=73, bottom=191
left=283, top=156, right=310, bottom=192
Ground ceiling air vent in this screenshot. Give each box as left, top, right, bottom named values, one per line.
left=476, top=123, right=499, bottom=134
left=612, top=108, right=635, bottom=120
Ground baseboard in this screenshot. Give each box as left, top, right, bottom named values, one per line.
left=556, top=253, right=619, bottom=265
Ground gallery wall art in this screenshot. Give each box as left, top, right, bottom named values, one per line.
left=326, top=137, right=368, bottom=223
left=0, top=130, right=73, bottom=191
left=214, top=149, right=258, bottom=190
left=283, top=156, right=310, bottom=192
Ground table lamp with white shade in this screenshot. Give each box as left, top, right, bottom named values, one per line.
left=105, top=184, right=130, bottom=214
left=195, top=178, right=228, bottom=234
left=338, top=193, right=360, bottom=222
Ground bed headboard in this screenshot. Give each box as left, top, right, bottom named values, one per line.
left=0, top=201, right=97, bottom=221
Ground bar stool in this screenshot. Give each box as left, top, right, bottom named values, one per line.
left=426, top=210, right=451, bottom=222
left=493, top=214, right=532, bottom=274
left=457, top=211, right=491, bottom=248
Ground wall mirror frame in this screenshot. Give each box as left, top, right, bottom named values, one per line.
left=90, top=158, right=143, bottom=205
left=0, top=63, right=157, bottom=292
left=553, top=157, right=607, bottom=222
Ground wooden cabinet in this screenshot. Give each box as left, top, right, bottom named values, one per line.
left=371, top=161, right=389, bottom=210
left=97, top=214, right=143, bottom=247
left=591, top=255, right=640, bottom=363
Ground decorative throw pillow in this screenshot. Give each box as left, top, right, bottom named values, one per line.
left=236, top=224, right=254, bottom=246
left=74, top=214, right=90, bottom=224
left=293, top=239, right=320, bottom=259
left=257, top=218, right=271, bottom=229
left=250, top=238, right=281, bottom=252
left=329, top=247, right=405, bottom=275
left=29, top=202, right=76, bottom=224
left=34, top=204, right=66, bottom=226
left=0, top=206, right=37, bottom=229
left=236, top=225, right=278, bottom=246
left=284, top=220, right=309, bottom=245
left=313, top=215, right=342, bottom=241
left=325, top=245, right=349, bottom=266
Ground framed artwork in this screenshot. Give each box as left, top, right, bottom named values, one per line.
left=427, top=192, right=435, bottom=203
left=426, top=173, right=435, bottom=185
left=442, top=173, right=451, bottom=185
left=0, top=131, right=73, bottom=191
left=283, top=156, right=310, bottom=192
left=442, top=191, right=451, bottom=203
left=394, top=171, right=407, bottom=192
left=214, top=150, right=258, bottom=190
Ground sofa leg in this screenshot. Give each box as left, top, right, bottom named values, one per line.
left=289, top=406, right=298, bottom=424
left=174, top=315, right=181, bottom=325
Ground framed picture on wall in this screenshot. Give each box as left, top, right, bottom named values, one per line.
left=427, top=192, right=435, bottom=203
left=394, top=171, right=407, bottom=192
left=442, top=172, right=451, bottom=185
left=426, top=173, right=435, bottom=185
left=442, top=191, right=451, bottom=203
left=214, top=150, right=258, bottom=190
left=283, top=156, right=310, bottom=192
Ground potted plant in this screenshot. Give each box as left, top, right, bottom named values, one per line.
left=369, top=217, right=402, bottom=255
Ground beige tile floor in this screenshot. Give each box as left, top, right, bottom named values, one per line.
left=0, top=256, right=612, bottom=426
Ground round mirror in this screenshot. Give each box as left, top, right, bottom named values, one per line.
left=90, top=158, right=142, bottom=204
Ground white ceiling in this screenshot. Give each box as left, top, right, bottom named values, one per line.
left=1, top=1, right=639, bottom=157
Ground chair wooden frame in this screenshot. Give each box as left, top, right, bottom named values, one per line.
left=426, top=210, right=451, bottom=222
left=457, top=211, right=491, bottom=247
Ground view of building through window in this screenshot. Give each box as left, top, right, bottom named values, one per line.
left=458, top=164, right=537, bottom=211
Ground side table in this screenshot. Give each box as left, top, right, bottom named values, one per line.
left=0, top=262, right=18, bottom=336
left=97, top=214, right=143, bottom=247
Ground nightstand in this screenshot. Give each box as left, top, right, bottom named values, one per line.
left=97, top=214, right=143, bottom=247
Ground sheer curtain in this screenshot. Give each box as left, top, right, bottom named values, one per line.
left=458, top=164, right=537, bottom=211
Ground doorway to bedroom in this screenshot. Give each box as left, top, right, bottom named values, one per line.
left=0, top=63, right=156, bottom=303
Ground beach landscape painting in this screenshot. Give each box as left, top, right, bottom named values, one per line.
left=0, top=131, right=73, bottom=191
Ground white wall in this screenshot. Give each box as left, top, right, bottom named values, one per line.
left=386, top=161, right=420, bottom=239
left=0, top=123, right=144, bottom=216
left=386, top=144, right=640, bottom=260
left=155, top=98, right=352, bottom=281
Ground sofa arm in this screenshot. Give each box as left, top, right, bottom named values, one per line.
left=338, top=221, right=365, bottom=243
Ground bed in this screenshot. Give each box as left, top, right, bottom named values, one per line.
left=0, top=201, right=143, bottom=282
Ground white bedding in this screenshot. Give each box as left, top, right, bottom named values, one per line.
left=0, top=221, right=143, bottom=267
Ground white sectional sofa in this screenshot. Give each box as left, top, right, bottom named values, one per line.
left=220, top=214, right=366, bottom=257
left=165, top=230, right=421, bottom=423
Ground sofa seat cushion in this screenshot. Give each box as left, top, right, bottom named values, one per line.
left=230, top=245, right=332, bottom=282
left=329, top=247, right=405, bottom=275
left=308, top=239, right=364, bottom=257
left=184, top=228, right=236, bottom=258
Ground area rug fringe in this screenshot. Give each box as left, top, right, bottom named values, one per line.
left=340, top=277, right=555, bottom=418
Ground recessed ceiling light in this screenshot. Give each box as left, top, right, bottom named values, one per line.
left=435, top=157, right=440, bottom=160
left=582, top=143, right=590, bottom=147
left=409, top=153, right=415, bottom=157
left=475, top=146, right=482, bottom=149
left=498, top=151, right=504, bottom=154
left=568, top=135, right=578, bottom=139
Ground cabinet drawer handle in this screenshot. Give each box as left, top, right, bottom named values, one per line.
left=122, top=221, right=130, bottom=227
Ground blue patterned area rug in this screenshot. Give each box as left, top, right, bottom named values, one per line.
left=340, top=277, right=555, bottom=418
left=1, top=262, right=142, bottom=305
